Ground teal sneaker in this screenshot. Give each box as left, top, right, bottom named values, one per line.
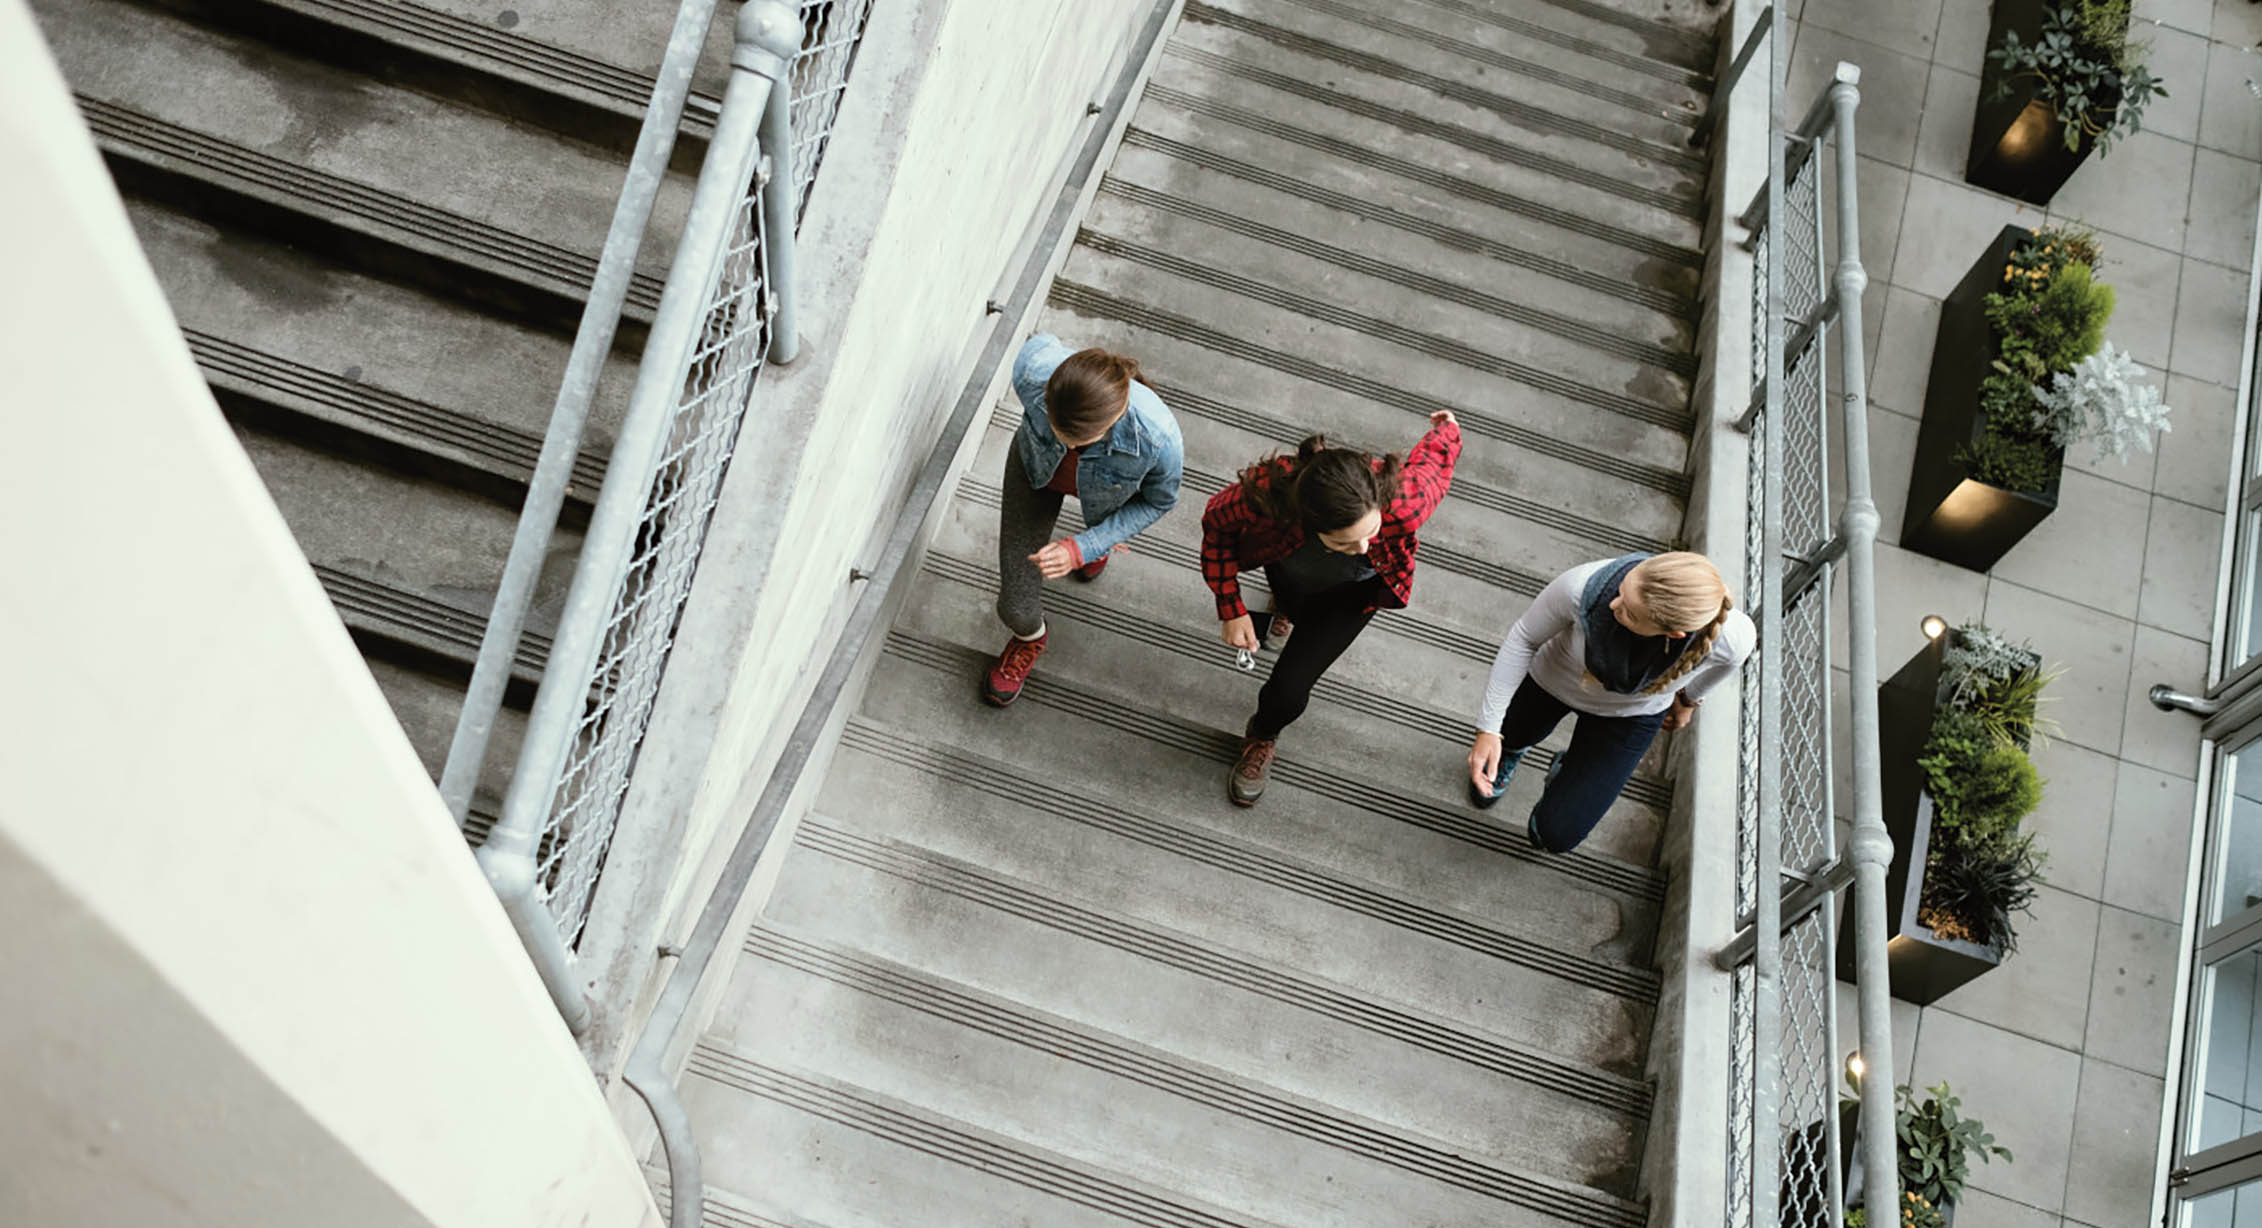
left=1469, top=744, right=1529, bottom=810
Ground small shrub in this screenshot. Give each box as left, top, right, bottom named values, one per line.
left=1959, top=431, right=2061, bottom=492
left=2030, top=341, right=2173, bottom=463
left=1988, top=0, right=2169, bottom=154
left=1922, top=831, right=2047, bottom=953
left=1895, top=1082, right=2014, bottom=1208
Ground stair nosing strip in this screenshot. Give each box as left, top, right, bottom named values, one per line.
left=1163, top=42, right=1703, bottom=220
left=1047, top=279, right=1692, bottom=499
left=1118, top=126, right=1693, bottom=317
left=686, top=1048, right=1272, bottom=1228
left=787, top=821, right=1653, bottom=1118
left=1222, top=0, right=1707, bottom=121
left=879, top=629, right=1668, bottom=893
left=1141, top=82, right=1701, bottom=269
left=312, top=565, right=551, bottom=674
left=1090, top=183, right=1697, bottom=377
left=742, top=923, right=1650, bottom=1220
left=1391, top=0, right=1713, bottom=86
left=1182, top=1, right=1707, bottom=170
left=835, top=714, right=1658, bottom=1001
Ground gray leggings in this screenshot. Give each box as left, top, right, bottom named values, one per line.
left=996, top=446, right=1065, bottom=638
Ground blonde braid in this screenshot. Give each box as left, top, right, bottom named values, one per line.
left=1645, top=595, right=1732, bottom=694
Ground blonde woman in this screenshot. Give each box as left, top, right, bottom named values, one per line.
left=1467, top=552, right=1755, bottom=853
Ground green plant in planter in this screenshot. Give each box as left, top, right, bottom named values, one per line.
left=1988, top=0, right=2169, bottom=154
left=1924, top=830, right=2047, bottom=952
left=1896, top=1082, right=2014, bottom=1208
left=1845, top=1190, right=1946, bottom=1228
left=1916, top=627, right=2053, bottom=948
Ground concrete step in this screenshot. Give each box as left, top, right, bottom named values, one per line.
left=1053, top=243, right=1692, bottom=465
left=682, top=1045, right=1296, bottom=1228
left=316, top=563, right=550, bottom=693
left=1100, top=138, right=1692, bottom=351
left=709, top=924, right=1650, bottom=1216
left=648, top=1169, right=838, bottom=1228
left=364, top=657, right=524, bottom=821
left=1347, top=0, right=1715, bottom=84
left=1518, top=0, right=1720, bottom=69
left=1180, top=0, right=1705, bottom=174
left=894, top=539, right=1672, bottom=870
left=38, top=0, right=683, bottom=338
left=134, top=0, right=726, bottom=158
left=1078, top=190, right=1694, bottom=404
left=1147, top=42, right=1703, bottom=253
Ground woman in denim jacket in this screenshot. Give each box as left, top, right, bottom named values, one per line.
left=983, top=333, right=1184, bottom=706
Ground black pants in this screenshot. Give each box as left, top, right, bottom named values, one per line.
left=1248, top=575, right=1383, bottom=741
left=1497, top=676, right=1665, bottom=853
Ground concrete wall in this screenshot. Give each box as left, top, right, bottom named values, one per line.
left=0, top=5, right=659, bottom=1224
left=574, top=0, right=1166, bottom=1075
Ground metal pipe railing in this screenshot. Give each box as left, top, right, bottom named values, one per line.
left=437, top=0, right=727, bottom=823
left=473, top=0, right=804, bottom=1029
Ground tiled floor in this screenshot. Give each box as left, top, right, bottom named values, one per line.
left=1791, top=0, right=2262, bottom=1223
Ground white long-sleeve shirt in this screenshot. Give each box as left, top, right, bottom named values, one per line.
left=1476, top=559, right=1758, bottom=731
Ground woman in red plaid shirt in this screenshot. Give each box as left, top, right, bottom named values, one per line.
left=1201, top=410, right=1462, bottom=806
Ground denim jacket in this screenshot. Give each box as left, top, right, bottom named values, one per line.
left=1011, top=333, right=1185, bottom=563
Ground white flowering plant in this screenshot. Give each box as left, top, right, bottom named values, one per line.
left=2028, top=341, right=2172, bottom=464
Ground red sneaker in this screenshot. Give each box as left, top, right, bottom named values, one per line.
left=1072, top=552, right=1111, bottom=582
left=982, top=630, right=1048, bottom=707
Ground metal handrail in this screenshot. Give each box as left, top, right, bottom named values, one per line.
left=1710, top=7, right=1900, bottom=1220
left=468, top=0, right=805, bottom=1029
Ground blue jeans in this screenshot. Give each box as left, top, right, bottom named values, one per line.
left=1497, top=677, right=1664, bottom=854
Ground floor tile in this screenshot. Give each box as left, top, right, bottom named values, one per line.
left=1853, top=155, right=1913, bottom=289
left=1913, top=64, right=1980, bottom=184
left=2201, top=41, right=2262, bottom=160
left=2050, top=130, right=2195, bottom=253
left=1936, top=0, right=1993, bottom=76
left=1937, top=884, right=2100, bottom=1052
left=1991, top=470, right=2153, bottom=621
left=2216, top=0, right=2262, bottom=45
left=2140, top=495, right=2227, bottom=640
left=1985, top=579, right=2137, bottom=758
left=1870, top=285, right=1941, bottom=417
left=2121, top=625, right=2212, bottom=777
left=2084, top=230, right=2183, bottom=380
left=1943, top=1188, right=2060, bottom=1228
left=2171, top=256, right=2251, bottom=387
left=2154, top=374, right=2237, bottom=508
left=1790, top=24, right=1933, bottom=170
left=1908, top=1010, right=2082, bottom=1212
left=2140, top=0, right=2217, bottom=37
left=1865, top=407, right=1922, bottom=548
left=2062, top=1058, right=2166, bottom=1228
left=1800, top=0, right=1942, bottom=60
left=2141, top=23, right=2214, bottom=144
left=1896, top=174, right=2045, bottom=297
left=1833, top=542, right=1990, bottom=672
left=2027, top=737, right=2121, bottom=901
left=2184, top=147, right=2262, bottom=271
left=2105, top=762, right=2201, bottom=920
left=2085, top=905, right=2183, bottom=1076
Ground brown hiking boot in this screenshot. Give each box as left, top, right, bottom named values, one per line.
left=1229, top=730, right=1277, bottom=806
left=982, top=629, right=1047, bottom=707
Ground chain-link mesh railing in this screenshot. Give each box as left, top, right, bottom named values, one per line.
left=1717, top=12, right=1896, bottom=1226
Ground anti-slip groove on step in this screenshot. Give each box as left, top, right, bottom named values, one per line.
left=745, top=925, right=1651, bottom=1222
left=80, top=97, right=663, bottom=313
left=1164, top=43, right=1702, bottom=220
left=315, top=564, right=550, bottom=678
left=186, top=330, right=610, bottom=492
left=1119, top=128, right=1692, bottom=318
left=1142, top=84, right=1702, bottom=270
left=238, top=0, right=722, bottom=130
left=1182, top=2, right=1705, bottom=170
left=1388, top=0, right=1711, bottom=86
left=1075, top=228, right=1689, bottom=432
left=880, top=630, right=1668, bottom=895
left=922, top=549, right=1541, bottom=760
left=1097, top=180, right=1696, bottom=378
left=1191, top=0, right=1695, bottom=131
left=688, top=1046, right=1278, bottom=1228
left=1525, top=0, right=1715, bottom=63
left=837, top=718, right=1658, bottom=1001
left=1050, top=281, right=1693, bottom=498
left=789, top=821, right=1652, bottom=1112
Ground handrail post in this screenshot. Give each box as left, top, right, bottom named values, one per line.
left=438, top=0, right=725, bottom=822
left=761, top=78, right=801, bottom=363
left=1828, top=60, right=1904, bottom=1227
left=472, top=0, right=803, bottom=1032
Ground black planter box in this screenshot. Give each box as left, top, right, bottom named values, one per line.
left=1899, top=225, right=2063, bottom=573
left=1967, top=0, right=2119, bottom=204
left=1836, top=636, right=2007, bottom=1006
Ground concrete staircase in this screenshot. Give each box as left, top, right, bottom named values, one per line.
left=681, top=0, right=1716, bottom=1223
left=27, top=0, right=722, bottom=824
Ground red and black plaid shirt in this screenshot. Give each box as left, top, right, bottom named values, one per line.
left=1200, top=420, right=1462, bottom=621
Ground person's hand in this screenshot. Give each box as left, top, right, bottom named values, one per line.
left=1028, top=540, right=1080, bottom=579
left=1662, top=696, right=1697, bottom=732
left=1221, top=614, right=1259, bottom=652
left=1468, top=730, right=1503, bottom=796
left=1429, top=410, right=1458, bottom=430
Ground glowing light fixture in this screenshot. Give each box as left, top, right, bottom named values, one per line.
left=1921, top=615, right=1949, bottom=640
